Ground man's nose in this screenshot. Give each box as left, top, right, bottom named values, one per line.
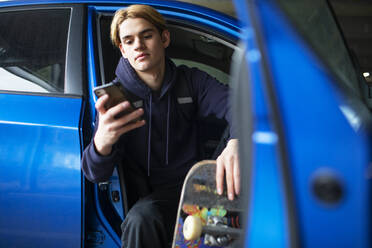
left=134, top=37, right=145, bottom=49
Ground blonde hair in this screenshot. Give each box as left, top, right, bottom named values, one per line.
left=110, top=4, right=167, bottom=48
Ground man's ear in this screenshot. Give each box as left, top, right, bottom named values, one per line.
left=119, top=43, right=127, bottom=58
left=161, top=30, right=170, bottom=48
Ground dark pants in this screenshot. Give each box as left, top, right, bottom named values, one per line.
left=121, top=164, right=182, bottom=248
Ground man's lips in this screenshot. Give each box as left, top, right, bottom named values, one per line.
left=135, top=53, right=148, bottom=61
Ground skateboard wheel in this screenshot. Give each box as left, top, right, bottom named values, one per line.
left=183, top=215, right=202, bottom=241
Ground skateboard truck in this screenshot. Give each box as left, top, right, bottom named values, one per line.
left=183, top=215, right=242, bottom=246
left=204, top=216, right=231, bottom=246
left=205, top=234, right=230, bottom=247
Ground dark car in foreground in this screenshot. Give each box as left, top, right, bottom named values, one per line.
left=0, top=0, right=371, bottom=247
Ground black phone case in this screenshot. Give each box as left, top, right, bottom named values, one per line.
left=93, top=82, right=137, bottom=118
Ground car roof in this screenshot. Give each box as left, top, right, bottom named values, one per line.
left=0, top=0, right=238, bottom=27
left=0, top=0, right=234, bottom=15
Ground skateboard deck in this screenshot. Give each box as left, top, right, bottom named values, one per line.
left=172, top=160, right=243, bottom=248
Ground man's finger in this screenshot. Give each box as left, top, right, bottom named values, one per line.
left=234, top=156, right=240, bottom=195
left=117, top=119, right=146, bottom=136
left=95, top=94, right=109, bottom=114
left=225, top=158, right=234, bottom=201
left=216, top=158, right=224, bottom=195
left=112, top=108, right=144, bottom=129
left=107, top=101, right=132, bottom=118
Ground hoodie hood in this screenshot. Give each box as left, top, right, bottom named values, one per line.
left=115, top=56, right=177, bottom=99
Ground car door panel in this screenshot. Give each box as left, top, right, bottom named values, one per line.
left=0, top=93, right=82, bottom=247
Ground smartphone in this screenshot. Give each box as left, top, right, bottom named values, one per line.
left=93, top=82, right=136, bottom=118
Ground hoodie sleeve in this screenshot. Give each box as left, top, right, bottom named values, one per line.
left=81, top=115, right=121, bottom=183
left=187, top=67, right=237, bottom=139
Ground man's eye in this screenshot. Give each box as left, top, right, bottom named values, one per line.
left=124, top=40, right=133, bottom=45
left=144, top=34, right=152, bottom=39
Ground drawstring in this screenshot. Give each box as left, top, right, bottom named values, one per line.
left=147, top=93, right=171, bottom=176
left=166, top=94, right=170, bottom=165
left=147, top=93, right=152, bottom=176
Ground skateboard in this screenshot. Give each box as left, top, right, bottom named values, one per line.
left=172, top=160, right=243, bottom=248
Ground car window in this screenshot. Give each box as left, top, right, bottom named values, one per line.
left=166, top=24, right=235, bottom=85
left=0, top=9, right=70, bottom=93
left=172, top=58, right=229, bottom=85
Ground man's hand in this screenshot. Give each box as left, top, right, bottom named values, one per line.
left=93, top=94, right=145, bottom=156
left=216, top=139, right=240, bottom=201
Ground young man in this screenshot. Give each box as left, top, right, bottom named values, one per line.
left=82, top=4, right=240, bottom=248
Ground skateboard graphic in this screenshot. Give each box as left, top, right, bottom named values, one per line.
left=172, top=160, right=243, bottom=248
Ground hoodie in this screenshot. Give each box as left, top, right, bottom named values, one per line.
left=81, top=57, right=235, bottom=189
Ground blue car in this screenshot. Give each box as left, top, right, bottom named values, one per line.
left=0, top=0, right=371, bottom=247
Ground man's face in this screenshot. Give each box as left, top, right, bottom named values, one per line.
left=119, top=17, right=170, bottom=74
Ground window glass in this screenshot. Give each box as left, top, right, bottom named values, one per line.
left=0, top=9, right=70, bottom=93
left=276, top=0, right=361, bottom=98
left=172, top=58, right=229, bottom=84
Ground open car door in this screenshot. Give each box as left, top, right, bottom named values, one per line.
left=233, top=0, right=372, bottom=247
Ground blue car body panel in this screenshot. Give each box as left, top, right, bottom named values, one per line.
left=0, top=93, right=82, bottom=247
